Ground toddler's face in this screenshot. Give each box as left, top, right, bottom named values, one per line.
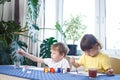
left=84, top=45, right=99, bottom=57
left=50, top=50, right=64, bottom=62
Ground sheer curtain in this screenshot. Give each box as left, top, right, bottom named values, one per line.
left=0, top=1, right=12, bottom=21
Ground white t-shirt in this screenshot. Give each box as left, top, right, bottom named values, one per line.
left=44, top=58, right=70, bottom=69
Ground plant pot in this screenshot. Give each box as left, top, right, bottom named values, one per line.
left=67, top=44, right=77, bottom=56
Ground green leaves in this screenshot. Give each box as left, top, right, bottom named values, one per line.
left=55, top=22, right=66, bottom=43
left=0, top=20, right=27, bottom=64
left=0, top=21, right=25, bottom=47
left=26, top=0, right=41, bottom=42
left=32, top=24, right=40, bottom=30
left=39, top=37, right=58, bottom=58
left=63, top=14, right=87, bottom=44
left=0, top=0, right=41, bottom=65
left=55, top=22, right=66, bottom=38
left=10, top=38, right=27, bottom=63
left=29, top=29, right=39, bottom=42
left=27, top=0, right=41, bottom=21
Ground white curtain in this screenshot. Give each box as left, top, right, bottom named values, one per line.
left=0, top=1, right=12, bottom=21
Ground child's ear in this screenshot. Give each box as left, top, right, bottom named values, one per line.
left=61, top=53, right=65, bottom=57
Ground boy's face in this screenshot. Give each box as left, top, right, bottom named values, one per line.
left=50, top=49, right=64, bottom=62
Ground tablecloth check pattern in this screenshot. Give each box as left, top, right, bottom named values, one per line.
left=0, top=65, right=120, bottom=80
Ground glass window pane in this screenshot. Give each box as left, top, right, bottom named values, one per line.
left=39, top=0, right=57, bottom=41
left=44, top=29, right=57, bottom=39
left=45, top=0, right=56, bottom=29
left=63, top=0, right=95, bottom=49
left=106, top=0, right=120, bottom=49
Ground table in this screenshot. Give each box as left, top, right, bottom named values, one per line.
left=0, top=74, right=28, bottom=80
left=0, top=65, right=120, bottom=80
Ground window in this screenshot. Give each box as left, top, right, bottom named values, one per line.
left=99, top=0, right=120, bottom=57
left=39, top=0, right=120, bottom=57
left=63, top=0, right=96, bottom=50
left=106, top=0, right=120, bottom=49
left=39, top=0, right=57, bottom=41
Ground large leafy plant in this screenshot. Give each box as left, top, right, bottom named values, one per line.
left=55, top=14, right=87, bottom=44
left=0, top=20, right=28, bottom=64
left=10, top=35, right=27, bottom=63
left=39, top=37, right=58, bottom=58
left=0, top=1, right=25, bottom=64
left=26, top=0, right=41, bottom=42
left=0, top=0, right=41, bottom=65
left=64, top=14, right=87, bottom=44
left=0, top=21, right=27, bottom=47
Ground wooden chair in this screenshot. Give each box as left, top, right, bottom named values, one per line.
left=65, top=56, right=72, bottom=69
left=110, top=57, right=120, bottom=74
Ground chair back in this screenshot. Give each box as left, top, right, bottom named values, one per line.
left=65, top=56, right=72, bottom=69
left=110, top=57, right=120, bottom=74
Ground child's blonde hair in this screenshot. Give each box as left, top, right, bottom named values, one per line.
left=51, top=42, right=69, bottom=57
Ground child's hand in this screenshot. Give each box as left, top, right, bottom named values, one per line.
left=17, top=49, right=25, bottom=55
left=70, top=57, right=75, bottom=65
left=106, top=68, right=114, bottom=75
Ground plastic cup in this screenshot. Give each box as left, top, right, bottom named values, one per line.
left=88, top=68, right=97, bottom=79
left=14, top=61, right=21, bottom=69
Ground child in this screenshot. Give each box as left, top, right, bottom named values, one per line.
left=18, top=42, right=70, bottom=69
left=70, top=34, right=113, bottom=75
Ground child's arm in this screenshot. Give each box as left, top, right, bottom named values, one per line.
left=70, top=57, right=80, bottom=68
left=17, top=49, right=44, bottom=63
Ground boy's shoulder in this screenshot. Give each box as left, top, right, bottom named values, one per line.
left=62, top=58, right=68, bottom=61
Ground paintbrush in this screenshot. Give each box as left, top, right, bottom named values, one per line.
left=76, top=68, right=78, bottom=74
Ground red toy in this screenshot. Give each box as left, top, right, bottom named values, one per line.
left=50, top=68, right=55, bottom=73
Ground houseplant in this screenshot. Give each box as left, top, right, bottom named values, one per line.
left=26, top=0, right=41, bottom=42
left=0, top=0, right=28, bottom=65
left=39, top=37, right=57, bottom=67
left=39, top=37, right=58, bottom=58
left=55, top=14, right=87, bottom=55
left=0, top=0, right=41, bottom=66
left=0, top=20, right=28, bottom=64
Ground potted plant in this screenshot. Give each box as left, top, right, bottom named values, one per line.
left=0, top=20, right=28, bottom=65
left=0, top=0, right=28, bottom=65
left=0, top=0, right=41, bottom=66
left=55, top=14, right=87, bottom=55
left=39, top=37, right=58, bottom=58
left=39, top=37, right=57, bottom=67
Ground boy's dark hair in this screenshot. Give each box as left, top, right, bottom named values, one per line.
left=80, top=34, right=102, bottom=51
left=51, top=42, right=69, bottom=56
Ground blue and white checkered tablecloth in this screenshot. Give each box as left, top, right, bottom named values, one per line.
left=0, top=65, right=120, bottom=80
